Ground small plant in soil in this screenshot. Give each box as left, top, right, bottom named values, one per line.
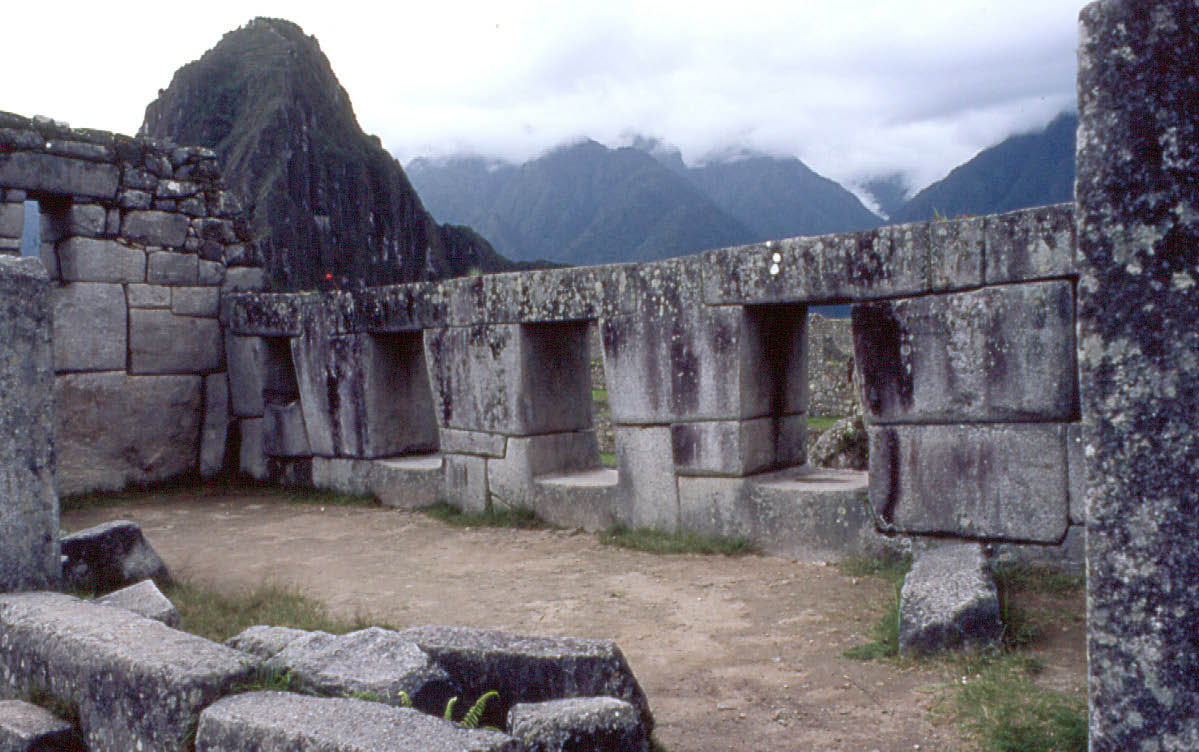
left=421, top=501, right=547, bottom=530
left=598, top=525, right=757, bottom=556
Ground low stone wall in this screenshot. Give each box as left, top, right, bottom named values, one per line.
left=0, top=112, right=264, bottom=495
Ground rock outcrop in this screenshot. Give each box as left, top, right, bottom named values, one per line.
left=140, top=18, right=528, bottom=290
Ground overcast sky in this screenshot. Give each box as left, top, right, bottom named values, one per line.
left=6, top=0, right=1086, bottom=194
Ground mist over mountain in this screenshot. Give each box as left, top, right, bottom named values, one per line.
left=854, top=174, right=912, bottom=220
left=409, top=138, right=882, bottom=266
left=889, top=112, right=1077, bottom=223
left=140, top=17, right=528, bottom=290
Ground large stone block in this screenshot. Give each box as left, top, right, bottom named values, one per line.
left=54, top=372, right=202, bottom=495
left=0, top=700, right=80, bottom=752
left=0, top=203, right=23, bottom=238
left=52, top=282, right=126, bottom=372
left=263, top=401, right=310, bottom=457
left=147, top=251, right=198, bottom=286
left=613, top=425, right=677, bottom=532
left=127, top=283, right=170, bottom=308
left=984, top=203, right=1076, bottom=284
left=226, top=335, right=266, bottom=417
left=221, top=292, right=307, bottom=336
left=442, top=453, right=488, bottom=514
left=1078, top=3, right=1199, bottom=747
left=439, top=429, right=506, bottom=458
left=239, top=418, right=267, bottom=481
left=60, top=520, right=172, bottom=593
left=487, top=432, right=600, bottom=506
left=898, top=543, right=1001, bottom=656
left=0, top=593, right=256, bottom=752
left=96, top=579, right=180, bottom=627
left=0, top=256, right=58, bottom=592
left=57, top=237, right=145, bottom=283
left=507, top=697, right=648, bottom=752
left=868, top=424, right=1069, bottom=542
left=64, top=204, right=106, bottom=237
left=670, top=414, right=806, bottom=476
left=171, top=286, right=220, bottom=317
left=196, top=692, right=522, bottom=752
left=398, top=625, right=653, bottom=734
left=200, top=373, right=230, bottom=477
left=312, top=455, right=444, bottom=509
left=356, top=333, right=439, bottom=457
left=120, top=210, right=189, bottom=248
left=852, top=281, right=1078, bottom=423
left=0, top=152, right=119, bottom=198
left=129, top=309, right=222, bottom=374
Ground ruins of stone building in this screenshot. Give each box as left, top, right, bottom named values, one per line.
left=1, top=0, right=1197, bottom=746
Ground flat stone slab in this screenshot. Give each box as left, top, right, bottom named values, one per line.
left=196, top=692, right=522, bottom=752
left=60, top=520, right=172, bottom=594
left=397, top=625, right=653, bottom=734
left=264, top=628, right=457, bottom=713
left=225, top=625, right=310, bottom=660
left=0, top=699, right=82, bottom=752
left=95, top=579, right=179, bottom=627
left=898, top=543, right=1001, bottom=657
left=507, top=697, right=648, bottom=752
left=0, top=593, right=256, bottom=752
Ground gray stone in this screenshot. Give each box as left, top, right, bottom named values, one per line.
left=52, top=283, right=126, bottom=372
left=0, top=256, right=58, bottom=592
left=398, top=625, right=653, bottom=734
left=442, top=453, right=488, bottom=514
left=60, top=520, right=171, bottom=593
left=613, top=425, right=677, bottom=532
left=670, top=415, right=806, bottom=476
left=0, top=699, right=80, bottom=752
left=126, top=283, right=170, bottom=308
left=200, top=374, right=230, bottom=477
left=355, top=333, right=440, bottom=458
left=1077, top=3, right=1199, bottom=746
left=928, top=215, right=985, bottom=291
left=96, top=579, right=179, bottom=626
left=147, top=251, right=198, bottom=285
left=53, top=372, right=202, bottom=495
left=0, top=153, right=119, bottom=198
left=64, top=204, right=106, bottom=237
left=439, top=429, right=507, bottom=458
left=220, top=292, right=308, bottom=336
left=226, top=335, right=266, bottom=417
left=898, top=543, right=1001, bottom=657
left=225, top=625, right=311, bottom=660
left=171, top=286, right=220, bottom=317
left=0, top=592, right=255, bottom=752
left=129, top=309, right=222, bottom=374
left=263, top=401, right=310, bottom=457
left=198, top=259, right=224, bottom=286
left=533, top=470, right=622, bottom=533
left=0, top=203, right=23, bottom=238
left=288, top=318, right=337, bottom=456
left=222, top=266, right=265, bottom=292
left=105, top=208, right=120, bottom=236
left=240, top=418, right=267, bottom=480
left=507, top=697, right=648, bottom=752
left=852, top=281, right=1078, bottom=423
left=312, top=455, right=444, bottom=509
left=57, top=237, right=144, bottom=283
left=808, top=414, right=868, bottom=470
left=120, top=210, right=189, bottom=248
left=195, top=692, right=522, bottom=752
left=984, top=203, right=1076, bottom=284
left=37, top=244, right=58, bottom=280
left=868, top=424, right=1069, bottom=542
left=265, top=627, right=457, bottom=713
left=487, top=432, right=600, bottom=507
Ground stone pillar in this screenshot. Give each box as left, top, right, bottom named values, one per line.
left=1077, top=2, right=1199, bottom=748
left=0, top=256, right=59, bottom=591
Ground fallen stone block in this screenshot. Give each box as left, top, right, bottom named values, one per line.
left=0, top=592, right=256, bottom=752
left=95, top=579, right=179, bottom=627
left=265, top=628, right=458, bottom=713
left=0, top=699, right=82, bottom=752
left=60, top=520, right=172, bottom=594
left=898, top=543, right=1001, bottom=657
left=398, top=625, right=653, bottom=734
left=196, top=692, right=522, bottom=752
left=225, top=625, right=310, bottom=660
left=507, top=697, right=648, bottom=752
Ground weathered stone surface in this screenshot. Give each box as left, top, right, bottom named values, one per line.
left=613, top=426, right=678, bottom=532
left=808, top=414, right=868, bottom=471
left=64, top=204, right=106, bottom=237
left=853, top=281, right=1078, bottom=423
left=487, top=432, right=600, bottom=506
left=200, top=374, right=230, bottom=477
left=126, top=283, right=170, bottom=308
left=54, top=372, right=202, bottom=495
left=225, top=625, right=310, bottom=660
left=52, top=283, right=126, bottom=372
left=356, top=333, right=440, bottom=457
left=0, top=203, right=24, bottom=238
left=0, top=699, right=80, bottom=752
left=447, top=265, right=634, bottom=326
left=898, top=543, right=1001, bottom=656
left=195, top=692, right=522, bottom=752
left=60, top=520, right=171, bottom=593
left=507, top=697, right=648, bottom=752
left=534, top=470, right=622, bottom=533
left=222, top=266, right=265, bottom=292
left=0, top=592, right=255, bottom=752
left=0, top=153, right=119, bottom=198
left=806, top=312, right=858, bottom=418
left=265, top=628, right=457, bottom=713
left=96, top=579, right=180, bottom=627
left=442, top=453, right=489, bottom=514
left=670, top=415, right=806, bottom=476
left=172, top=286, right=220, bottom=316
left=928, top=215, right=984, bottom=291
left=398, top=625, right=653, bottom=733
left=147, top=250, right=198, bottom=285
left=0, top=256, right=58, bottom=592
left=439, top=429, right=506, bottom=458
left=120, top=210, right=189, bottom=248
left=57, top=237, right=144, bottom=283
left=263, top=401, right=310, bottom=457
left=288, top=316, right=337, bottom=456
left=129, top=309, right=222, bottom=374
left=312, top=456, right=444, bottom=509
left=984, top=203, right=1076, bottom=284
left=239, top=417, right=267, bottom=480
left=226, top=335, right=266, bottom=417
left=220, top=292, right=307, bottom=336
left=1077, top=3, right=1199, bottom=747
left=198, top=259, right=224, bottom=286
left=868, top=424, right=1069, bottom=542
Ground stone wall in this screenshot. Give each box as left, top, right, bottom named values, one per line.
left=0, top=112, right=264, bottom=495
left=806, top=313, right=856, bottom=417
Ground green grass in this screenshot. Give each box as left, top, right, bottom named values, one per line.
left=839, top=554, right=909, bottom=661
left=421, top=501, right=548, bottom=530
left=597, top=524, right=757, bottom=556
left=806, top=414, right=846, bottom=433
left=599, top=451, right=618, bottom=467
left=591, top=387, right=608, bottom=405
left=61, top=479, right=379, bottom=514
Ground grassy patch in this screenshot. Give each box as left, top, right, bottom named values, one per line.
left=839, top=552, right=910, bottom=661
left=166, top=580, right=376, bottom=643
left=421, top=501, right=548, bottom=530
left=599, top=451, right=618, bottom=467
left=591, top=387, right=609, bottom=405
left=61, top=479, right=379, bottom=514
left=598, top=525, right=757, bottom=556
left=806, top=415, right=846, bottom=433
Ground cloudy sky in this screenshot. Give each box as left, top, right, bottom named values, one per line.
left=6, top=0, right=1085, bottom=194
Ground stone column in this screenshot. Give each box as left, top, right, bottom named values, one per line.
left=1077, top=2, right=1199, bottom=748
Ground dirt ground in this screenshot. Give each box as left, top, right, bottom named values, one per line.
left=62, top=492, right=1086, bottom=752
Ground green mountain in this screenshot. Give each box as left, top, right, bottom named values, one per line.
left=140, top=17, right=529, bottom=289
left=890, top=113, right=1077, bottom=223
